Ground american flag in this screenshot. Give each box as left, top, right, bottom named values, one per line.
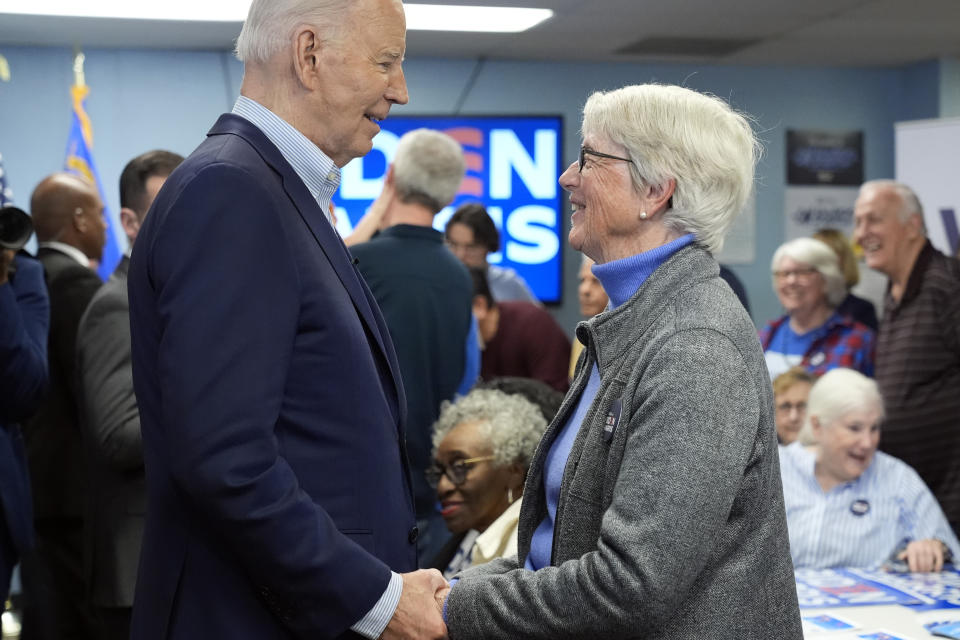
left=0, top=151, right=13, bottom=207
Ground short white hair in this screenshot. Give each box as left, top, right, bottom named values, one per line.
left=235, top=0, right=353, bottom=64
left=432, top=389, right=547, bottom=469
left=392, top=129, right=466, bottom=214
left=859, top=179, right=925, bottom=225
left=771, top=237, right=847, bottom=308
left=798, top=368, right=884, bottom=443
left=581, top=84, right=760, bottom=254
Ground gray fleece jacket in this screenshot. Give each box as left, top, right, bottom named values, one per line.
left=446, top=244, right=802, bottom=639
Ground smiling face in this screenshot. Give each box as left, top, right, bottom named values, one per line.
left=852, top=185, right=922, bottom=280
left=774, top=256, right=827, bottom=316
left=434, top=420, right=512, bottom=534
left=559, top=133, right=646, bottom=264
left=308, top=0, right=408, bottom=166
left=813, top=406, right=882, bottom=488
left=578, top=256, right=608, bottom=317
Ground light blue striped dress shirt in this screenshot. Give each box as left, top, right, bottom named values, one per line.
left=779, top=442, right=960, bottom=569
left=231, top=96, right=403, bottom=639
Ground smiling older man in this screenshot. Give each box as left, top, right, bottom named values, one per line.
left=853, top=180, right=960, bottom=536
left=126, top=1, right=449, bottom=639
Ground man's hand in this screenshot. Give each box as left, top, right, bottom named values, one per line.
left=0, top=249, right=15, bottom=286
left=899, top=539, right=947, bottom=572
left=434, top=585, right=451, bottom=614
left=380, top=569, right=449, bottom=640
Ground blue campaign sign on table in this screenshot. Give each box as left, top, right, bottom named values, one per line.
left=336, top=116, right=564, bottom=304
left=796, top=566, right=960, bottom=610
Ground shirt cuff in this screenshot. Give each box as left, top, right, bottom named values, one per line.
left=350, top=571, right=403, bottom=639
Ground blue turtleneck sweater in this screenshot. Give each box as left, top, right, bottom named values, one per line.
left=525, top=234, right=694, bottom=570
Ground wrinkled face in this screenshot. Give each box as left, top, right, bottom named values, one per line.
left=446, top=222, right=487, bottom=268
left=578, top=257, right=608, bottom=317
left=435, top=420, right=510, bottom=534
left=814, top=406, right=882, bottom=486
left=852, top=187, right=914, bottom=277
left=774, top=381, right=812, bottom=444
left=309, top=0, right=408, bottom=167
left=559, top=133, right=643, bottom=264
left=774, top=256, right=826, bottom=316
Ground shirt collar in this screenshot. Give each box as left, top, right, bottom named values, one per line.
left=38, top=241, right=91, bottom=267
left=232, top=96, right=339, bottom=224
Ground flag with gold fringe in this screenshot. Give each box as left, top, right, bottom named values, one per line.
left=64, top=80, right=120, bottom=280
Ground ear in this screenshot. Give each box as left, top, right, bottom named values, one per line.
left=810, top=415, right=822, bottom=439
left=72, top=208, right=87, bottom=233
left=506, top=463, right=525, bottom=492
left=384, top=165, right=395, bottom=187
left=119, top=207, right=141, bottom=245
left=641, top=177, right=676, bottom=216
left=471, top=294, right=489, bottom=319
left=292, top=25, right=323, bottom=89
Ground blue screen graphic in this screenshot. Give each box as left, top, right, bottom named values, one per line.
left=334, top=115, right=564, bottom=304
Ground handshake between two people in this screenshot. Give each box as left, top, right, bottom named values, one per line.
left=381, top=569, right=453, bottom=640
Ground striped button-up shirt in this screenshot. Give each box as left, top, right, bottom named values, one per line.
left=231, top=96, right=401, bottom=640
left=875, top=241, right=960, bottom=534
left=779, top=442, right=960, bottom=569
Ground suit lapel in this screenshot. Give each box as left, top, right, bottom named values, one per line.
left=206, top=114, right=406, bottom=427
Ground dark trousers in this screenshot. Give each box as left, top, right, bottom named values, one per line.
left=93, top=606, right=132, bottom=640
left=19, top=518, right=97, bottom=640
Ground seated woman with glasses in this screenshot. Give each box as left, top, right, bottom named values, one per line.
left=444, top=203, right=539, bottom=304
left=760, top=237, right=876, bottom=381
left=773, top=367, right=815, bottom=445
left=780, top=368, right=960, bottom=571
left=426, top=388, right=547, bottom=578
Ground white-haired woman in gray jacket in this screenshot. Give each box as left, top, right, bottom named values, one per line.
left=439, top=83, right=802, bottom=639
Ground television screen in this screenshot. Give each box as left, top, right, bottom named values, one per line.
left=335, top=115, right=564, bottom=304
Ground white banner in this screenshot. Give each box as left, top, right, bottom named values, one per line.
left=895, top=117, right=960, bottom=255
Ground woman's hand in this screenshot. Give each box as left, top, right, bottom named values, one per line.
left=898, top=539, right=947, bottom=572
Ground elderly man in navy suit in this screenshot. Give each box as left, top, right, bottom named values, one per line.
left=127, top=1, right=448, bottom=639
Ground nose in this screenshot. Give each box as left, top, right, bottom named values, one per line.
left=436, top=473, right=454, bottom=498
left=387, top=65, right=409, bottom=106
left=558, top=160, right=579, bottom=192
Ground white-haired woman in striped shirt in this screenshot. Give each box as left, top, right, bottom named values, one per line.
left=779, top=367, right=960, bottom=572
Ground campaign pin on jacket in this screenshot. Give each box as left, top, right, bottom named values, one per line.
left=603, top=397, right=622, bottom=443
left=850, top=499, right=870, bottom=516
left=810, top=352, right=826, bottom=366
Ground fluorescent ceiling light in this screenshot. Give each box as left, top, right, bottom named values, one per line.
left=405, top=5, right=552, bottom=33
left=0, top=2, right=553, bottom=32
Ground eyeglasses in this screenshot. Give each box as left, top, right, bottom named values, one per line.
left=579, top=147, right=633, bottom=173
left=776, top=401, right=807, bottom=413
left=425, top=455, right=495, bottom=487
left=772, top=267, right=818, bottom=280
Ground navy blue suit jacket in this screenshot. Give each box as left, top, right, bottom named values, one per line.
left=0, top=254, right=49, bottom=595
left=128, top=114, right=417, bottom=639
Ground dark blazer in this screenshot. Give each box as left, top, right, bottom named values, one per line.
left=76, top=256, right=143, bottom=607
left=0, top=253, right=49, bottom=596
left=128, top=113, right=417, bottom=639
left=24, top=247, right=102, bottom=520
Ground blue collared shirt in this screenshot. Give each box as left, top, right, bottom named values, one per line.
left=779, top=442, right=960, bottom=569
left=232, top=96, right=340, bottom=225
left=232, top=95, right=402, bottom=640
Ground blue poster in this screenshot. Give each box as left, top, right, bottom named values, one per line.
left=795, top=566, right=960, bottom=610
left=336, top=116, right=564, bottom=304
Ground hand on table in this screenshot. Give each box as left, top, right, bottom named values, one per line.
left=380, top=569, right=449, bottom=640
left=898, top=539, right=947, bottom=573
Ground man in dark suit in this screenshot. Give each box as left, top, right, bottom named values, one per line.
left=127, top=1, right=448, bottom=638
left=21, top=173, right=106, bottom=640
left=75, top=150, right=183, bottom=640
left=0, top=244, right=49, bottom=605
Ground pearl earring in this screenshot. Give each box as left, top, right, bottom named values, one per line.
left=507, top=488, right=515, bottom=504
left=639, top=211, right=648, bottom=220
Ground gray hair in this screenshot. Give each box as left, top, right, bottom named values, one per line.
left=432, top=389, right=547, bottom=469
left=798, top=367, right=884, bottom=444
left=859, top=179, right=925, bottom=226
left=392, top=129, right=466, bottom=214
left=235, top=0, right=353, bottom=64
left=581, top=84, right=760, bottom=254
left=771, top=237, right=847, bottom=308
